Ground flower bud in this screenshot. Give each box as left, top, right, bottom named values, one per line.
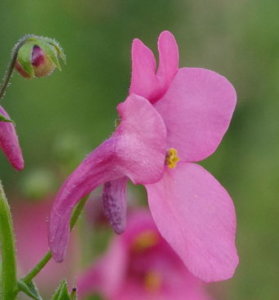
left=15, top=35, right=65, bottom=78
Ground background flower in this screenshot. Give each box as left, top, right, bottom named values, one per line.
left=78, top=210, right=213, bottom=300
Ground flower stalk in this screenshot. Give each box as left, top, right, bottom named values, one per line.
left=0, top=35, right=31, bottom=100
left=0, top=181, right=17, bottom=300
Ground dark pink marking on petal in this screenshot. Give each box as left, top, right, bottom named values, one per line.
left=103, top=177, right=128, bottom=234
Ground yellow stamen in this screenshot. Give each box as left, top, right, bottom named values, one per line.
left=165, top=148, right=180, bottom=168
left=144, top=271, right=162, bottom=292
left=132, top=230, right=159, bottom=253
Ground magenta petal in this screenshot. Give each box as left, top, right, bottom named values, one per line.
left=78, top=238, right=127, bottom=299
left=129, top=38, right=158, bottom=100
left=129, top=31, right=179, bottom=103
left=0, top=106, right=24, bottom=170
left=103, top=177, right=128, bottom=234
left=156, top=31, right=179, bottom=94
left=115, top=94, right=167, bottom=184
left=49, top=138, right=121, bottom=262
left=155, top=68, right=237, bottom=162
left=145, top=163, right=238, bottom=282
left=49, top=94, right=167, bottom=262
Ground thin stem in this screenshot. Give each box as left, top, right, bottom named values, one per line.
left=20, top=196, right=88, bottom=285
left=0, top=181, right=17, bottom=300
left=0, top=35, right=34, bottom=100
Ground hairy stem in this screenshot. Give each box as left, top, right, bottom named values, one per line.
left=0, top=181, right=17, bottom=299
left=0, top=35, right=34, bottom=100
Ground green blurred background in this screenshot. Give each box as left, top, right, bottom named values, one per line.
left=1, top=0, right=279, bottom=299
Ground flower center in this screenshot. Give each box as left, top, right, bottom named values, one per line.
left=132, top=230, right=159, bottom=252
left=144, top=271, right=162, bottom=292
left=165, top=148, right=180, bottom=168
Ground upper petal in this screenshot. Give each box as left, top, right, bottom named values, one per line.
left=129, top=38, right=158, bottom=100
left=115, top=94, right=167, bottom=184
left=156, top=31, right=179, bottom=96
left=145, top=163, right=238, bottom=282
left=129, top=31, right=179, bottom=103
left=155, top=68, right=237, bottom=162
left=0, top=106, right=24, bottom=170
left=49, top=94, right=167, bottom=262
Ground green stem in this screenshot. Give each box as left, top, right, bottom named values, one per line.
left=0, top=181, right=17, bottom=300
left=0, top=35, right=34, bottom=100
left=20, top=196, right=88, bottom=285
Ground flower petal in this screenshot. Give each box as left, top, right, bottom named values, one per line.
left=156, top=31, right=179, bottom=95
left=0, top=106, right=24, bottom=170
left=78, top=238, right=127, bottom=299
left=129, top=38, right=158, bottom=100
left=129, top=31, right=179, bottom=103
left=155, top=68, right=237, bottom=162
left=115, top=94, right=167, bottom=184
left=49, top=94, right=167, bottom=262
left=103, top=177, right=128, bottom=234
left=49, top=138, right=121, bottom=262
left=145, top=163, right=238, bottom=282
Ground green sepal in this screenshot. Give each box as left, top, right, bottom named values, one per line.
left=43, top=37, right=66, bottom=64
left=17, top=41, right=35, bottom=77
left=17, top=280, right=43, bottom=300
left=0, top=113, right=13, bottom=123
left=51, top=280, right=71, bottom=300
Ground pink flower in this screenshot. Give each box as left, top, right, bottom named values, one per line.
left=78, top=210, right=213, bottom=300
left=0, top=106, right=24, bottom=170
left=49, top=31, right=238, bottom=282
left=13, top=199, right=78, bottom=296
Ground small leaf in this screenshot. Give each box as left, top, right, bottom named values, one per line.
left=0, top=113, right=13, bottom=123
left=17, top=280, right=43, bottom=300
left=51, top=280, right=71, bottom=300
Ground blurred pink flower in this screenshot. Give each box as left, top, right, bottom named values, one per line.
left=0, top=106, right=24, bottom=170
left=49, top=31, right=238, bottom=281
left=78, top=210, right=213, bottom=300
left=13, top=199, right=78, bottom=296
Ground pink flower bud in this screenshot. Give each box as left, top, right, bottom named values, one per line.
left=15, top=36, right=65, bottom=79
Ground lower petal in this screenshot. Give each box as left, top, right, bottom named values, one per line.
left=145, top=163, right=238, bottom=282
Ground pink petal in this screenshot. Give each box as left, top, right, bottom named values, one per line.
left=156, top=31, right=179, bottom=95
left=49, top=94, right=167, bottom=262
left=155, top=68, right=237, bottom=162
left=129, top=38, right=158, bottom=100
left=0, top=106, right=24, bottom=170
left=78, top=238, right=127, bottom=299
left=103, top=177, right=128, bottom=234
left=115, top=94, right=167, bottom=184
left=129, top=31, right=179, bottom=103
left=145, top=163, right=238, bottom=282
